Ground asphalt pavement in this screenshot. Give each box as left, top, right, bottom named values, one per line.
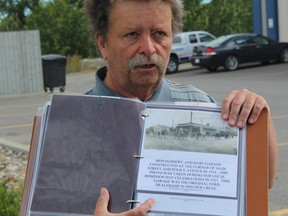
left=0, top=70, right=96, bottom=151
left=0, top=63, right=198, bottom=150
left=0, top=63, right=287, bottom=215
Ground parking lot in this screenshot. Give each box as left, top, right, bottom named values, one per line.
left=0, top=62, right=287, bottom=215
left=169, top=62, right=288, bottom=215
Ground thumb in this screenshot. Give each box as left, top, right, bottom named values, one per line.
left=128, top=198, right=155, bottom=215
left=94, top=188, right=110, bottom=216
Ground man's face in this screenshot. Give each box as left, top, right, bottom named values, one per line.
left=96, top=0, right=173, bottom=99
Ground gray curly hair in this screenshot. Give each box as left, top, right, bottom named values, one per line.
left=84, top=0, right=183, bottom=40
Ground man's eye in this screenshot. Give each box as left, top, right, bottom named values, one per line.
left=126, top=32, right=138, bottom=38
left=155, top=31, right=167, bottom=37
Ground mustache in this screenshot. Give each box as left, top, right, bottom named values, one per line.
left=128, top=54, right=165, bottom=72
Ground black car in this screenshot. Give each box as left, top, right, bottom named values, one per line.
left=191, top=33, right=288, bottom=71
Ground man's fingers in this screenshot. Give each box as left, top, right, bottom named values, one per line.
left=233, top=91, right=256, bottom=128
left=128, top=198, right=155, bottom=216
left=221, top=89, right=247, bottom=126
left=221, top=89, right=267, bottom=128
left=94, top=188, right=110, bottom=216
left=138, top=198, right=155, bottom=215
left=93, top=189, right=154, bottom=216
left=246, top=96, right=268, bottom=124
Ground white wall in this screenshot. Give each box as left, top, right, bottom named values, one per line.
left=278, top=0, right=288, bottom=42
left=0, top=30, right=43, bottom=96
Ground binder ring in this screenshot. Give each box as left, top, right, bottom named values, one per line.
left=126, top=200, right=140, bottom=204
left=140, top=113, right=149, bottom=118
left=133, top=154, right=144, bottom=159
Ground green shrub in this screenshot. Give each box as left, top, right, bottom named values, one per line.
left=66, top=55, right=82, bottom=73
left=0, top=179, right=22, bottom=216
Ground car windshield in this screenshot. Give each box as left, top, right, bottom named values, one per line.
left=206, top=35, right=232, bottom=47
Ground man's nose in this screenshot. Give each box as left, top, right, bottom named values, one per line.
left=139, top=35, right=156, bottom=56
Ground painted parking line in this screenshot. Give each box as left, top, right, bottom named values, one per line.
left=0, top=123, right=33, bottom=130
left=0, top=103, right=43, bottom=109
left=271, top=208, right=288, bottom=215
left=0, top=112, right=35, bottom=118
left=273, top=115, right=288, bottom=120
left=279, top=142, right=288, bottom=147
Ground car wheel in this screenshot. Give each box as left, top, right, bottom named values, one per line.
left=279, top=48, right=288, bottom=63
left=206, top=66, right=218, bottom=72
left=224, top=55, right=238, bottom=71
left=167, top=56, right=178, bottom=73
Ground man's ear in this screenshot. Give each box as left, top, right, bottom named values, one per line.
left=96, top=35, right=108, bottom=60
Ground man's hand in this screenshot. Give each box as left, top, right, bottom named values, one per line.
left=94, top=188, right=155, bottom=216
left=221, top=89, right=268, bottom=128
left=221, top=89, right=278, bottom=188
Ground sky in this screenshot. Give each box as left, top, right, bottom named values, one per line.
left=202, top=0, right=212, bottom=3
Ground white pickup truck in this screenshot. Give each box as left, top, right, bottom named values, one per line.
left=167, top=31, right=216, bottom=73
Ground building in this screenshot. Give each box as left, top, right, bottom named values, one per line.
left=253, top=0, right=288, bottom=42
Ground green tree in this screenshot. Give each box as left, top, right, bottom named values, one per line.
left=0, top=15, right=25, bottom=31
left=25, top=0, right=95, bottom=57
left=0, top=0, right=40, bottom=30
left=0, top=0, right=253, bottom=57
left=66, top=0, right=85, bottom=9
left=182, top=0, right=210, bottom=32
left=207, top=0, right=252, bottom=36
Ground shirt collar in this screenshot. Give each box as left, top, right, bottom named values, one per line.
left=92, top=66, right=172, bottom=102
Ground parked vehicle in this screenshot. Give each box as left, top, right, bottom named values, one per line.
left=191, top=33, right=288, bottom=72
left=167, top=31, right=216, bottom=73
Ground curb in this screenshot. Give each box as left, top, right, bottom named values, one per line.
left=0, top=138, right=29, bottom=153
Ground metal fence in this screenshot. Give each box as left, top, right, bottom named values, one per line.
left=0, top=30, right=43, bottom=96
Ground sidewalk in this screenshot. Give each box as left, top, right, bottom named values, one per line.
left=0, top=70, right=97, bottom=189
left=0, top=70, right=96, bottom=153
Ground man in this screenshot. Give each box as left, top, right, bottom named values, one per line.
left=84, top=0, right=278, bottom=215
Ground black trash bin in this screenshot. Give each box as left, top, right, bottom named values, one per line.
left=42, top=54, right=66, bottom=93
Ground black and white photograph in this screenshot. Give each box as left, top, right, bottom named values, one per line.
left=143, top=108, right=238, bottom=155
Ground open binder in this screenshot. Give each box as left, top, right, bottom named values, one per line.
left=20, top=94, right=268, bottom=216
